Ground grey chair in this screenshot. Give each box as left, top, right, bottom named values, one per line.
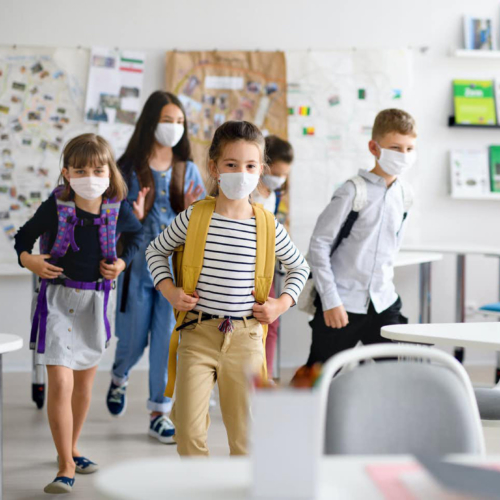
left=316, top=344, right=485, bottom=456
left=475, top=387, right=500, bottom=423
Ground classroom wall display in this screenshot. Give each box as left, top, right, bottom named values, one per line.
left=85, top=47, right=145, bottom=126
left=463, top=16, right=495, bottom=50
left=286, top=49, right=413, bottom=252
left=0, top=46, right=96, bottom=264
left=164, top=51, right=288, bottom=168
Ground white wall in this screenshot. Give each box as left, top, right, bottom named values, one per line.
left=1, top=0, right=500, bottom=372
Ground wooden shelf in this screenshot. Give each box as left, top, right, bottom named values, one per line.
left=452, top=49, right=500, bottom=59
left=448, top=116, right=500, bottom=129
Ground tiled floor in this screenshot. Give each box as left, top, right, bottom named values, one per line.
left=4, top=365, right=500, bottom=499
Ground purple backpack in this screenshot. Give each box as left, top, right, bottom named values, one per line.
left=31, top=186, right=121, bottom=354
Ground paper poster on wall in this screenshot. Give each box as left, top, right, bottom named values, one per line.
left=97, top=123, right=134, bottom=161
left=164, top=51, right=288, bottom=168
left=0, top=46, right=96, bottom=263
left=85, top=47, right=145, bottom=126
left=286, top=49, right=413, bottom=251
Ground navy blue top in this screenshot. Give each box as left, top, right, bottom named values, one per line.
left=14, top=194, right=144, bottom=282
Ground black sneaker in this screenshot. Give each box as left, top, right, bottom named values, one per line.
left=106, top=380, right=128, bottom=417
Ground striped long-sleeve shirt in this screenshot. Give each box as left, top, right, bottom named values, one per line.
left=145, top=206, right=310, bottom=317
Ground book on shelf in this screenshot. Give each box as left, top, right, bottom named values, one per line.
left=463, top=16, right=495, bottom=50
left=489, top=146, right=500, bottom=192
left=453, top=80, right=496, bottom=125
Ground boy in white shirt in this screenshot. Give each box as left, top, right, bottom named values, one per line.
left=305, top=109, right=416, bottom=365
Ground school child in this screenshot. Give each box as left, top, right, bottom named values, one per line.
left=14, top=134, right=143, bottom=494
left=145, top=121, right=309, bottom=456
left=251, top=135, right=294, bottom=374
left=105, top=91, right=205, bottom=443
left=304, top=108, right=415, bottom=366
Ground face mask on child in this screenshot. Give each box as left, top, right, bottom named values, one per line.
left=155, top=123, right=185, bottom=148
left=70, top=177, right=110, bottom=200
left=218, top=172, right=260, bottom=200
left=263, top=174, right=286, bottom=191
left=376, top=144, right=416, bottom=176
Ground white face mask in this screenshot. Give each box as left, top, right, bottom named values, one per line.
left=155, top=123, right=185, bottom=148
left=376, top=144, right=417, bottom=176
left=263, top=174, right=286, bottom=191
left=69, top=176, right=110, bottom=200
left=218, top=172, right=260, bottom=200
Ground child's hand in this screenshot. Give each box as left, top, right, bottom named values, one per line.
left=21, top=252, right=63, bottom=279
left=252, top=291, right=293, bottom=325
left=184, top=181, right=204, bottom=209
left=323, top=305, right=349, bottom=329
left=132, top=187, right=151, bottom=220
left=158, top=279, right=200, bottom=311
left=100, top=259, right=126, bottom=280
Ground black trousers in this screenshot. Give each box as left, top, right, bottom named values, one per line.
left=305, top=295, right=408, bottom=366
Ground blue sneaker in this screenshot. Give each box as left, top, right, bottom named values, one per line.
left=148, top=415, right=175, bottom=444
left=106, top=380, right=128, bottom=417
left=44, top=476, right=75, bottom=494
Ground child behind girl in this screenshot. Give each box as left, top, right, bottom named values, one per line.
left=14, top=134, right=143, bottom=494
left=251, top=135, right=294, bottom=375
left=146, top=121, right=309, bottom=456
left=106, top=91, right=204, bottom=443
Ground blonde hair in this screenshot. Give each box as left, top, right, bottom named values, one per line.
left=206, top=120, right=268, bottom=196
left=58, top=133, right=127, bottom=201
left=372, top=109, right=417, bottom=141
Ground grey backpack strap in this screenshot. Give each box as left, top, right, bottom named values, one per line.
left=349, top=175, right=368, bottom=212
left=398, top=178, right=414, bottom=213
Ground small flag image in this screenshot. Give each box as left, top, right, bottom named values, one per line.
left=120, top=57, right=144, bottom=73
left=298, top=106, right=311, bottom=116
left=303, top=127, right=315, bottom=136
left=358, top=89, right=366, bottom=100
left=392, top=89, right=402, bottom=99
left=288, top=107, right=294, bottom=115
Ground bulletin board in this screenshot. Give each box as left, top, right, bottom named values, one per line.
left=165, top=50, right=288, bottom=168
left=0, top=46, right=97, bottom=264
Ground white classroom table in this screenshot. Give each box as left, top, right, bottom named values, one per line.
left=94, top=454, right=500, bottom=500
left=403, top=243, right=500, bottom=361
left=381, top=322, right=500, bottom=352
left=394, top=251, right=443, bottom=323
left=0, top=334, right=23, bottom=500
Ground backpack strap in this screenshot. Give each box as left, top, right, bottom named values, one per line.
left=165, top=197, right=216, bottom=397
left=331, top=176, right=368, bottom=255
left=99, top=198, right=121, bottom=263
left=169, top=160, right=187, bottom=214
left=398, top=178, right=413, bottom=214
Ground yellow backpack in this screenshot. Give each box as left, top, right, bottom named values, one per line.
left=165, top=196, right=276, bottom=397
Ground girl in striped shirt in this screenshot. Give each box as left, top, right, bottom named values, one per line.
left=146, top=121, right=309, bottom=456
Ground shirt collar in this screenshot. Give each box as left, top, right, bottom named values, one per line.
left=358, top=169, right=394, bottom=187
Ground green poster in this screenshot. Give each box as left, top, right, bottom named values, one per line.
left=453, top=80, right=496, bottom=125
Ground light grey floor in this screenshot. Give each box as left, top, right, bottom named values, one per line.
left=4, top=366, right=500, bottom=500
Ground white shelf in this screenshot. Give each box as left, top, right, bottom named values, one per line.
left=451, top=192, right=500, bottom=201
left=451, top=49, right=500, bottom=59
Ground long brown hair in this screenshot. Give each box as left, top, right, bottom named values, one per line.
left=119, top=91, right=192, bottom=215
left=207, top=120, right=268, bottom=196
left=58, top=133, right=127, bottom=201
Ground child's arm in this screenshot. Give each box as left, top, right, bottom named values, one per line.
left=308, top=182, right=356, bottom=327
left=14, top=195, right=64, bottom=279
left=145, top=206, right=199, bottom=311
left=101, top=200, right=144, bottom=280
left=252, top=220, right=310, bottom=324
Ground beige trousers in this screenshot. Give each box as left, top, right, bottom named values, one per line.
left=170, top=311, right=265, bottom=456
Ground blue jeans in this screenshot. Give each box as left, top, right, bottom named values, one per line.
left=112, top=243, right=175, bottom=413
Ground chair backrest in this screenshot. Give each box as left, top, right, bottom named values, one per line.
left=316, top=344, right=485, bottom=456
